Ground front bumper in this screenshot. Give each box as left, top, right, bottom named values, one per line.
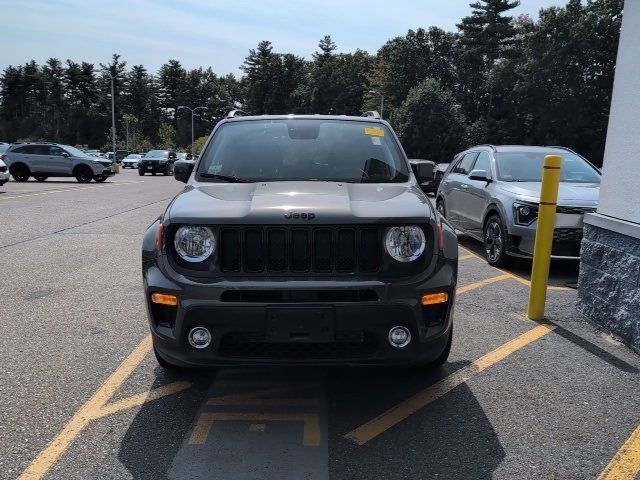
left=144, top=264, right=456, bottom=367
left=0, top=170, right=9, bottom=184
left=508, top=225, right=584, bottom=259
left=139, top=162, right=168, bottom=173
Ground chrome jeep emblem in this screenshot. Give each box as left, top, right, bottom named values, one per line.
left=284, top=211, right=316, bottom=220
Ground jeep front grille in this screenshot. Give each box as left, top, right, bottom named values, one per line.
left=219, top=226, right=381, bottom=274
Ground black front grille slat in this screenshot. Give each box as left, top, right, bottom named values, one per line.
left=313, top=229, right=333, bottom=272
left=219, top=226, right=381, bottom=275
left=267, top=229, right=287, bottom=272
left=359, top=228, right=379, bottom=272
left=243, top=229, right=265, bottom=272
left=220, top=229, right=240, bottom=271
left=291, top=229, right=310, bottom=272
left=336, top=229, right=356, bottom=272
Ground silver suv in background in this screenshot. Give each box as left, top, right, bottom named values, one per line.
left=3, top=143, right=114, bottom=183
left=436, top=145, right=600, bottom=266
left=0, top=144, right=10, bottom=186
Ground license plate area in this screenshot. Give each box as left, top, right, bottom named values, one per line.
left=267, top=307, right=335, bottom=343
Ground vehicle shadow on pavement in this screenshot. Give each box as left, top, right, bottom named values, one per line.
left=116, top=362, right=504, bottom=479
left=327, top=362, right=505, bottom=480
left=117, top=367, right=217, bottom=479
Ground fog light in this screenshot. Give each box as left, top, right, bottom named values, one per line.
left=388, top=326, right=411, bottom=348
left=188, top=327, right=211, bottom=349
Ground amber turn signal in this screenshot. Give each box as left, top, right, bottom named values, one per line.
left=151, top=293, right=179, bottom=306
left=422, top=292, right=449, bottom=306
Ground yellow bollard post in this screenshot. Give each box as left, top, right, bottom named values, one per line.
left=527, top=154, right=563, bottom=320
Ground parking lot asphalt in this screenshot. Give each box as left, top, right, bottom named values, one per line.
left=1, top=170, right=639, bottom=480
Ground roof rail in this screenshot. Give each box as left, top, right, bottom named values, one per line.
left=476, top=144, right=496, bottom=151
left=361, top=111, right=381, bottom=119
left=226, top=109, right=250, bottom=118
left=546, top=145, right=577, bottom=154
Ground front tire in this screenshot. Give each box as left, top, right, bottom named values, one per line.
left=11, top=164, right=30, bottom=182
left=483, top=215, right=509, bottom=267
left=75, top=166, right=93, bottom=183
left=138, top=169, right=144, bottom=176
left=94, top=176, right=107, bottom=183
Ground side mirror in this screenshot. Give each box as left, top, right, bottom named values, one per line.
left=174, top=160, right=194, bottom=183
left=469, top=169, right=491, bottom=182
left=61, top=152, right=70, bottom=158
left=410, top=162, right=435, bottom=183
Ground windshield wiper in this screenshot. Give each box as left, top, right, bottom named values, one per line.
left=199, top=173, right=251, bottom=183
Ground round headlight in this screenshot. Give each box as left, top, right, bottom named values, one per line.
left=174, top=226, right=216, bottom=262
left=384, top=226, right=426, bottom=262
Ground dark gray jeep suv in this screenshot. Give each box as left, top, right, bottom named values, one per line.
left=142, top=111, right=458, bottom=368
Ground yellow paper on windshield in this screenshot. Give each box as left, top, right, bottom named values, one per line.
left=364, top=127, right=385, bottom=137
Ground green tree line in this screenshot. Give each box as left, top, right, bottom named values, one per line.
left=0, top=0, right=622, bottom=165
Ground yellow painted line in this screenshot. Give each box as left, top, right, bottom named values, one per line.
left=188, top=412, right=321, bottom=447
left=0, top=181, right=144, bottom=201
left=458, top=244, right=484, bottom=260
left=344, top=323, right=555, bottom=445
left=597, top=423, right=640, bottom=480
left=189, top=412, right=217, bottom=445
left=93, top=381, right=191, bottom=419
left=459, top=254, right=476, bottom=261
left=456, top=273, right=511, bottom=294
left=208, top=382, right=320, bottom=406
left=19, top=335, right=152, bottom=480
left=457, top=245, right=572, bottom=291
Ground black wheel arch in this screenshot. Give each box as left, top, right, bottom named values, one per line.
left=9, top=162, right=30, bottom=174
left=72, top=163, right=94, bottom=175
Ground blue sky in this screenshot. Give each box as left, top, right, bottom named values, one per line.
left=2, top=0, right=565, bottom=75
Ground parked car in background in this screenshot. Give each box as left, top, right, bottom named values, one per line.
left=138, top=150, right=176, bottom=176
left=121, top=154, right=142, bottom=168
left=115, top=150, right=130, bottom=163
left=0, top=158, right=9, bottom=186
left=436, top=145, right=600, bottom=266
left=434, top=163, right=449, bottom=186
left=3, top=143, right=115, bottom=183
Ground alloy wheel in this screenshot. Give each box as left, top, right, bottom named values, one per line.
left=484, top=220, right=503, bottom=263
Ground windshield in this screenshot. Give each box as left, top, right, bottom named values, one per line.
left=197, top=119, right=410, bottom=183
left=0, top=144, right=10, bottom=154
left=125, top=154, right=141, bottom=159
left=145, top=150, right=170, bottom=159
left=496, top=151, right=601, bottom=183
left=63, top=145, right=92, bottom=158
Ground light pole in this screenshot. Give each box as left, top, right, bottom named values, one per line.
left=369, top=89, right=384, bottom=119
left=178, top=106, right=207, bottom=155
left=103, top=69, right=119, bottom=173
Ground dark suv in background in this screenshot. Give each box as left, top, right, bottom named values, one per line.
left=138, top=150, right=176, bottom=176
left=142, top=111, right=458, bottom=369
